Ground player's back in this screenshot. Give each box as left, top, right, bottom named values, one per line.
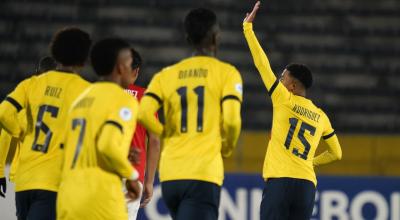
left=148, top=56, right=242, bottom=185
left=7, top=70, right=89, bottom=192
left=58, top=82, right=137, bottom=220
left=264, top=89, right=334, bottom=185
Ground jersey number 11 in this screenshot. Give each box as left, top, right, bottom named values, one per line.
left=177, top=86, right=204, bottom=133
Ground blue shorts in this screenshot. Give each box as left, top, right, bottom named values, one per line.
left=161, top=180, right=221, bottom=220
left=260, top=178, right=316, bottom=220
left=15, top=190, right=57, bottom=220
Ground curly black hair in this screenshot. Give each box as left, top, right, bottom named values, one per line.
left=286, top=63, right=313, bottom=89
left=50, top=27, right=91, bottom=66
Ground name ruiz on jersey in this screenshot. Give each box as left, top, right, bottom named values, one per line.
left=45, top=86, right=62, bottom=98
left=292, top=104, right=321, bottom=122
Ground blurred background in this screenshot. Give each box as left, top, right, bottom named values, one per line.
left=0, top=0, right=399, bottom=219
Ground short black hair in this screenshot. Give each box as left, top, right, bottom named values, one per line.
left=90, top=38, right=130, bottom=76
left=131, top=48, right=142, bottom=70
left=184, top=8, right=217, bottom=45
left=286, top=63, right=313, bottom=89
left=50, top=27, right=91, bottom=66
left=36, top=56, right=57, bottom=74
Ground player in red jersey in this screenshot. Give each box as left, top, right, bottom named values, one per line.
left=125, top=48, right=160, bottom=220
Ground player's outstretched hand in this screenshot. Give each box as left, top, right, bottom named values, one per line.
left=244, top=1, right=261, bottom=23
left=140, top=182, right=153, bottom=208
left=0, top=177, right=6, bottom=198
left=126, top=179, right=141, bottom=202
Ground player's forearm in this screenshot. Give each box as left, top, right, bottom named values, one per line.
left=0, top=101, right=22, bottom=138
left=97, top=125, right=138, bottom=180
left=243, top=22, right=277, bottom=89
left=138, top=98, right=163, bottom=136
left=221, top=100, right=242, bottom=158
left=314, top=135, right=342, bottom=166
left=0, top=130, right=13, bottom=178
left=144, top=133, right=160, bottom=185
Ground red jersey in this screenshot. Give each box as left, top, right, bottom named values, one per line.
left=126, top=85, right=148, bottom=183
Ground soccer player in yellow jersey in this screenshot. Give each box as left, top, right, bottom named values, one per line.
left=0, top=56, right=57, bottom=198
left=243, top=2, right=342, bottom=220
left=0, top=28, right=91, bottom=220
left=138, top=8, right=243, bottom=220
left=57, top=38, right=141, bottom=220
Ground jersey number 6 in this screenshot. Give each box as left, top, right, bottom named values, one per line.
left=32, top=105, right=59, bottom=153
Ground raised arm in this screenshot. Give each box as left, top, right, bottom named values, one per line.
left=243, top=1, right=278, bottom=91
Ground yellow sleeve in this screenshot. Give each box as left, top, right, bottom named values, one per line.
left=221, top=100, right=242, bottom=158
left=0, top=129, right=12, bottom=178
left=314, top=115, right=342, bottom=166
left=220, top=68, right=242, bottom=158
left=243, top=22, right=290, bottom=104
left=0, top=78, right=31, bottom=137
left=314, top=135, right=342, bottom=166
left=138, top=73, right=164, bottom=136
left=222, top=67, right=243, bottom=102
left=0, top=102, right=22, bottom=138
left=9, top=140, right=20, bottom=182
left=97, top=98, right=139, bottom=180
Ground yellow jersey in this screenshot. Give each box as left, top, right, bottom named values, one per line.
left=244, top=22, right=338, bottom=186
left=0, top=71, right=90, bottom=192
left=143, top=56, right=243, bottom=186
left=57, top=82, right=138, bottom=220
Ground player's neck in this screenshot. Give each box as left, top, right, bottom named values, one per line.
left=294, top=90, right=307, bottom=98
left=56, top=65, right=81, bottom=74
left=193, top=47, right=216, bottom=57
left=98, top=75, right=121, bottom=87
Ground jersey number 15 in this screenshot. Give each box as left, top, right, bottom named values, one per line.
left=284, top=118, right=316, bottom=160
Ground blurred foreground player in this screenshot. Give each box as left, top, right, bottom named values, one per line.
left=124, top=48, right=160, bottom=220
left=0, top=28, right=91, bottom=220
left=57, top=38, right=141, bottom=220
left=243, top=2, right=342, bottom=220
left=138, top=8, right=243, bottom=220
left=0, top=56, right=57, bottom=198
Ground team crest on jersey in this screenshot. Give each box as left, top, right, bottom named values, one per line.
left=119, top=107, right=132, bottom=121
left=235, top=83, right=243, bottom=94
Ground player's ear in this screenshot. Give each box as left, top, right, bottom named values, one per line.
left=133, top=68, right=139, bottom=80
left=116, top=61, right=124, bottom=76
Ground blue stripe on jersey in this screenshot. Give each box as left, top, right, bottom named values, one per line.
left=145, top=92, right=162, bottom=105
left=5, top=97, right=23, bottom=112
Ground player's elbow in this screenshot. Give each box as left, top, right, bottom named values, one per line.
left=137, top=110, right=151, bottom=129
left=223, top=117, right=241, bottom=136
left=335, top=148, right=343, bottom=161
